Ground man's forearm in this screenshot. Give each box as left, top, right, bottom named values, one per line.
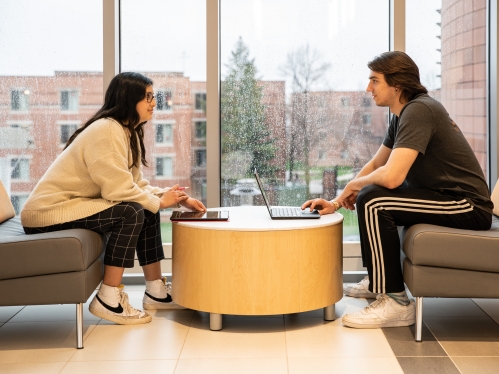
left=351, top=166, right=400, bottom=191
left=353, top=159, right=377, bottom=180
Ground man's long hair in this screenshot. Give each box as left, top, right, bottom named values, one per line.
left=65, top=72, right=153, bottom=168
left=368, top=51, right=428, bottom=103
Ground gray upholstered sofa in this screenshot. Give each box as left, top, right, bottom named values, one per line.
left=0, top=191, right=105, bottom=349
left=401, top=213, right=499, bottom=342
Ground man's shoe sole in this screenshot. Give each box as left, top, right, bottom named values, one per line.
left=342, top=316, right=416, bottom=329
left=89, top=307, right=152, bottom=325
left=143, top=302, right=186, bottom=310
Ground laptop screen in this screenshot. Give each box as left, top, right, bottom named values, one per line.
left=254, top=169, right=273, bottom=215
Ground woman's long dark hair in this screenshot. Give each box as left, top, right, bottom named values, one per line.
left=368, top=51, right=428, bottom=103
left=65, top=72, right=153, bottom=168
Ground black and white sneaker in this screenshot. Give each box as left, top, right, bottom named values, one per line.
left=89, top=284, right=152, bottom=325
left=142, top=277, right=185, bottom=310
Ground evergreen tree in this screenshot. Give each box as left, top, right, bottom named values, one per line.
left=221, top=37, right=276, bottom=179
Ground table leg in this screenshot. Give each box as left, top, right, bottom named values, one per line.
left=210, top=313, right=223, bottom=330
left=323, top=304, right=336, bottom=321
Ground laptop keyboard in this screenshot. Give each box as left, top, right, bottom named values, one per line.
left=272, top=207, right=302, bottom=217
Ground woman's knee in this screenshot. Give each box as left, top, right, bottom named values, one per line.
left=119, top=202, right=145, bottom=223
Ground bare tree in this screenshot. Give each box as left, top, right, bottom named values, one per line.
left=280, top=44, right=331, bottom=198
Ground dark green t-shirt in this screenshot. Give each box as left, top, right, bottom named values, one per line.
left=383, top=93, right=492, bottom=213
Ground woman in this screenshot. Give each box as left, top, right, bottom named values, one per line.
left=21, top=72, right=206, bottom=325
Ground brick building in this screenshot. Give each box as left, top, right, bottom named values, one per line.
left=440, top=0, right=487, bottom=174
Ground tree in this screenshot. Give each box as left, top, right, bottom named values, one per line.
left=280, top=44, right=331, bottom=199
left=221, top=37, right=277, bottom=180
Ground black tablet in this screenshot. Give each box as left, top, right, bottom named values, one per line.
left=170, top=210, right=229, bottom=221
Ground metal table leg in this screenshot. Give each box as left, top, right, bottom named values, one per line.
left=210, top=313, right=222, bottom=330
left=323, top=304, right=336, bottom=321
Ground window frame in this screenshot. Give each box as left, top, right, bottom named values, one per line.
left=10, top=88, right=30, bottom=112
left=155, top=122, right=175, bottom=146
left=154, top=154, right=175, bottom=179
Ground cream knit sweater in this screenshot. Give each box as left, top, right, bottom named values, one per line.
left=21, top=118, right=162, bottom=228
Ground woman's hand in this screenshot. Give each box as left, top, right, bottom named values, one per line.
left=301, top=198, right=337, bottom=215
left=159, top=185, right=188, bottom=209
left=180, top=197, right=207, bottom=212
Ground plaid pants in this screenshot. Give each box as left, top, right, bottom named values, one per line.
left=23, top=202, right=164, bottom=268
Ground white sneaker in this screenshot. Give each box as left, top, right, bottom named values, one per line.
left=343, top=276, right=379, bottom=298
left=342, top=294, right=415, bottom=329
left=89, top=284, right=152, bottom=325
left=142, top=277, right=186, bottom=310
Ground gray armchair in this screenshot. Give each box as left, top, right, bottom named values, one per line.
left=401, top=214, right=499, bottom=342
left=0, top=216, right=105, bottom=349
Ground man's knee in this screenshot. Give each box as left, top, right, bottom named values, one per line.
left=357, top=184, right=389, bottom=209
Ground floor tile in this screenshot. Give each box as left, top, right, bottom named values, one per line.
left=284, top=295, right=369, bottom=324
left=0, top=362, right=67, bottom=374
left=381, top=322, right=447, bottom=356
left=0, top=321, right=96, bottom=363
left=285, top=323, right=395, bottom=358
left=397, top=357, right=460, bottom=374
left=0, top=306, right=24, bottom=323
left=61, top=359, right=177, bottom=374
left=288, top=357, right=403, bottom=374
left=473, top=298, right=499, bottom=325
left=70, top=319, right=189, bottom=361
left=181, top=317, right=286, bottom=359
left=175, top=358, right=288, bottom=374
left=452, top=357, right=499, bottom=374
left=422, top=298, right=488, bottom=317
left=425, top=316, right=499, bottom=356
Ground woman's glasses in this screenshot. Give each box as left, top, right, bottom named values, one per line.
left=145, top=92, right=155, bottom=103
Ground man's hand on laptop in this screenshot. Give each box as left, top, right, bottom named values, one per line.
left=301, top=198, right=337, bottom=215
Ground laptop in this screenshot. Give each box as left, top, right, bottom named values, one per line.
left=254, top=169, right=320, bottom=219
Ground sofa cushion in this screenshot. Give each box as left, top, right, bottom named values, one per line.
left=402, top=215, right=499, bottom=273
left=0, top=181, right=15, bottom=224
left=0, top=217, right=105, bottom=280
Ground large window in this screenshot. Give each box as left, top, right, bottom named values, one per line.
left=0, top=0, right=103, bottom=215
left=220, top=0, right=390, bottom=240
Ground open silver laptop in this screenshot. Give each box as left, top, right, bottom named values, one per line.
left=254, top=169, right=320, bottom=220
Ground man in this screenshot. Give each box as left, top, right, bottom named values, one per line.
left=302, top=51, right=493, bottom=329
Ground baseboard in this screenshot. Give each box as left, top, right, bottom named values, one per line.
left=121, top=271, right=367, bottom=286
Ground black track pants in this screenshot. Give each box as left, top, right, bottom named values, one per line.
left=356, top=185, right=491, bottom=294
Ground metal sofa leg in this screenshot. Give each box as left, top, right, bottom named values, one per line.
left=415, top=297, right=423, bottom=342
left=76, top=303, right=84, bottom=349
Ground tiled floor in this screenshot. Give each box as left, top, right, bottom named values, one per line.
left=1, top=286, right=499, bottom=374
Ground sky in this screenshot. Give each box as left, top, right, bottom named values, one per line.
left=0, top=0, right=442, bottom=91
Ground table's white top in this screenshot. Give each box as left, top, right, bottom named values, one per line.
left=173, top=206, right=343, bottom=231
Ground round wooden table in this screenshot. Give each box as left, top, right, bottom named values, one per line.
left=172, top=206, right=343, bottom=330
